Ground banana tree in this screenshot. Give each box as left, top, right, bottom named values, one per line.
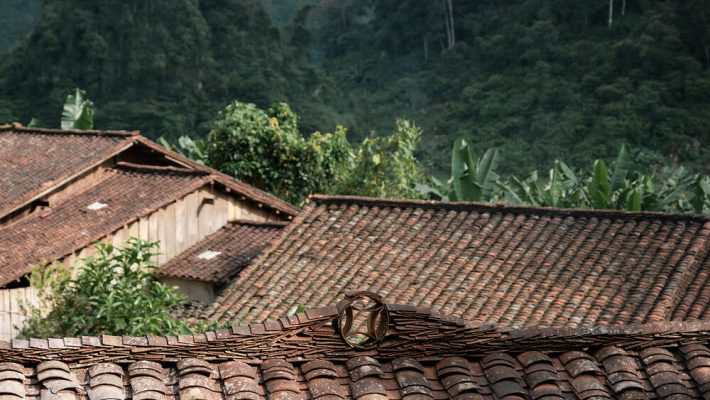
left=587, top=144, right=632, bottom=209
left=157, top=135, right=207, bottom=164
left=500, top=160, right=586, bottom=208
left=417, top=139, right=501, bottom=202
left=500, top=144, right=643, bottom=211
left=421, top=139, right=708, bottom=213
left=61, top=88, right=94, bottom=130
left=626, top=167, right=710, bottom=213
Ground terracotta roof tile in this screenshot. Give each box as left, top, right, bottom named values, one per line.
left=204, top=195, right=710, bottom=328
left=159, top=221, right=286, bottom=283
left=0, top=125, right=136, bottom=218
left=0, top=164, right=211, bottom=286
left=7, top=295, right=710, bottom=398
left=0, top=125, right=298, bottom=221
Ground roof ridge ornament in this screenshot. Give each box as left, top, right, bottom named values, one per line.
left=336, top=290, right=389, bottom=349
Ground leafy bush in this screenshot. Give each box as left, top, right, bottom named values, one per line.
left=334, top=119, right=426, bottom=199
left=206, top=101, right=352, bottom=204
left=184, top=101, right=426, bottom=203
left=158, top=135, right=208, bottom=164
left=20, top=238, right=191, bottom=337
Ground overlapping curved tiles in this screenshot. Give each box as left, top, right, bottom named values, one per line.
left=207, top=196, right=710, bottom=328
left=2, top=344, right=710, bottom=399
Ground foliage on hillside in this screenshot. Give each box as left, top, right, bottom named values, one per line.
left=165, top=101, right=708, bottom=213
left=0, top=0, right=40, bottom=50
left=1, top=0, right=708, bottom=176
left=167, top=101, right=427, bottom=203
left=305, top=0, right=710, bottom=174
left=0, top=0, right=342, bottom=140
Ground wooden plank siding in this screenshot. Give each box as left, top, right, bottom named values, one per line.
left=0, top=287, right=40, bottom=340
left=0, top=184, right=277, bottom=339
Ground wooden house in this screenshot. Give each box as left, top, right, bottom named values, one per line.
left=0, top=124, right=297, bottom=338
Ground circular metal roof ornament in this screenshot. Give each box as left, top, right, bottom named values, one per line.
left=336, top=291, right=389, bottom=349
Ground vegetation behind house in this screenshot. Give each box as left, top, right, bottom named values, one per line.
left=1, top=0, right=708, bottom=176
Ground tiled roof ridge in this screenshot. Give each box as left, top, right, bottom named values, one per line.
left=5, top=295, right=710, bottom=365
left=113, top=161, right=210, bottom=176
left=309, top=194, right=710, bottom=222
left=0, top=123, right=139, bottom=137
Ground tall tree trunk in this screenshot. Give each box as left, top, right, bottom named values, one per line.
left=444, top=0, right=451, bottom=49
left=447, top=0, right=456, bottom=48
left=608, top=0, right=614, bottom=27
left=621, top=0, right=626, bottom=16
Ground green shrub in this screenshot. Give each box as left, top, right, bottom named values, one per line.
left=20, top=238, right=191, bottom=337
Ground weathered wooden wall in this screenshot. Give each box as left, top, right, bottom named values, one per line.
left=0, top=287, right=39, bottom=339
left=0, top=184, right=278, bottom=339
left=62, top=186, right=274, bottom=267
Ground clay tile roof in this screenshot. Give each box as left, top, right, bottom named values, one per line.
left=160, top=220, right=287, bottom=284
left=132, top=136, right=299, bottom=216
left=0, top=164, right=212, bottom=286
left=0, top=125, right=298, bottom=219
left=0, top=124, right=137, bottom=218
left=202, top=194, right=710, bottom=328
left=5, top=293, right=710, bottom=399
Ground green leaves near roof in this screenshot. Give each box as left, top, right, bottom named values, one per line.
left=61, top=88, right=94, bottom=130
left=420, top=138, right=501, bottom=202
left=420, top=140, right=710, bottom=214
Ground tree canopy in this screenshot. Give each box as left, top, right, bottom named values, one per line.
left=0, top=0, right=341, bottom=140
left=207, top=101, right=352, bottom=204
left=197, top=101, right=427, bottom=203
left=0, top=0, right=708, bottom=176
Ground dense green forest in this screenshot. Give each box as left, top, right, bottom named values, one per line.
left=0, top=0, right=40, bottom=49
left=0, top=0, right=708, bottom=176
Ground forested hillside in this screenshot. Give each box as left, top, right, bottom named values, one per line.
left=302, top=0, right=710, bottom=174
left=0, top=0, right=40, bottom=50
left=0, top=0, right=341, bottom=139
left=0, top=0, right=708, bottom=175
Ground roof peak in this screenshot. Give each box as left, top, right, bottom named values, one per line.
left=5, top=291, right=710, bottom=365
left=309, top=194, right=710, bottom=222
left=1, top=123, right=139, bottom=137
left=0, top=124, right=299, bottom=217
